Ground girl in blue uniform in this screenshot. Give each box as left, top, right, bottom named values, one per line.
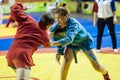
left=50, top=3, right=111, bottom=80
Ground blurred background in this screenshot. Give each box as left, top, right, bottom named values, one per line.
left=1, top=0, right=120, bottom=16
left=0, top=0, right=120, bottom=51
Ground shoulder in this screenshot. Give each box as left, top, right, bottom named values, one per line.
left=67, top=18, right=81, bottom=29
left=111, top=0, right=115, bottom=2
left=94, top=0, right=99, bottom=3
left=68, top=18, right=79, bottom=24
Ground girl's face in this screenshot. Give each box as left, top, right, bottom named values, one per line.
left=55, top=13, right=68, bottom=26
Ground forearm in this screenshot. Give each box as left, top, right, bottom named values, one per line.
left=112, top=11, right=117, bottom=24
left=112, top=11, right=117, bottom=19
left=50, top=32, right=54, bottom=38
left=93, top=12, right=97, bottom=26
left=6, top=19, right=11, bottom=27
left=51, top=41, right=61, bottom=46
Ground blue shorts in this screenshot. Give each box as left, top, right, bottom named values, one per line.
left=56, top=38, right=94, bottom=54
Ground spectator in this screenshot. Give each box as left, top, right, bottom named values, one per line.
left=93, top=0, right=118, bottom=52
left=76, top=0, right=82, bottom=13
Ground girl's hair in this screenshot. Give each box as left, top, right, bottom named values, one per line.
left=54, top=2, right=70, bottom=16
left=39, top=13, right=55, bottom=25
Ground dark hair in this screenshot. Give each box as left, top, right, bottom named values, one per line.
left=39, top=13, right=55, bottom=25
left=54, top=2, right=70, bottom=16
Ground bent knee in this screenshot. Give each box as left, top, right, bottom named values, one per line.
left=93, top=65, right=105, bottom=73
left=64, top=55, right=73, bottom=63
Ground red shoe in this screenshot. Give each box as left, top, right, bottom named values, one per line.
left=103, top=71, right=111, bottom=80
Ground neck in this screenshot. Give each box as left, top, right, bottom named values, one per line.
left=60, top=23, right=66, bottom=28
left=60, top=19, right=67, bottom=28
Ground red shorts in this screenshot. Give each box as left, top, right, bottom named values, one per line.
left=7, top=58, right=35, bottom=69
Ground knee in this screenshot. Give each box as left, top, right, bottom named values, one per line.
left=94, top=66, right=101, bottom=72
left=93, top=65, right=105, bottom=73
left=64, top=55, right=73, bottom=64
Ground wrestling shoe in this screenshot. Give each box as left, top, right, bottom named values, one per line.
left=103, top=71, right=111, bottom=80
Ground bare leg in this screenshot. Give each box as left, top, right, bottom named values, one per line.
left=84, top=49, right=110, bottom=80
left=84, top=49, right=106, bottom=74
left=16, top=68, right=30, bottom=80
left=60, top=48, right=78, bottom=80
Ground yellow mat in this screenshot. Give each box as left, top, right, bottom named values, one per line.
left=0, top=53, right=120, bottom=80
left=0, top=25, right=16, bottom=37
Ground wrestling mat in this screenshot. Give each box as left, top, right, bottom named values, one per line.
left=0, top=52, right=120, bottom=80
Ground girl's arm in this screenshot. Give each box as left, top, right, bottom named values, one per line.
left=93, top=1, right=98, bottom=27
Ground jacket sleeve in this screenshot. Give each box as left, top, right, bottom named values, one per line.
left=111, top=0, right=116, bottom=11
left=10, top=4, right=27, bottom=22
left=6, top=17, right=15, bottom=27
left=58, top=23, right=80, bottom=47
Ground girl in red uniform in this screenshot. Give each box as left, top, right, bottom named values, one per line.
left=6, top=2, right=54, bottom=80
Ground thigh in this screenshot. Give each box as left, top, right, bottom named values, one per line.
left=84, top=49, right=101, bottom=67
left=107, top=18, right=115, bottom=34
left=64, top=48, right=73, bottom=60
left=64, top=47, right=79, bottom=62
left=97, top=19, right=106, bottom=34
left=84, top=49, right=98, bottom=61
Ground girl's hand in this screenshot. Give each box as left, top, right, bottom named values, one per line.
left=113, top=17, right=118, bottom=24
left=56, top=54, right=61, bottom=65
left=49, top=41, right=53, bottom=46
